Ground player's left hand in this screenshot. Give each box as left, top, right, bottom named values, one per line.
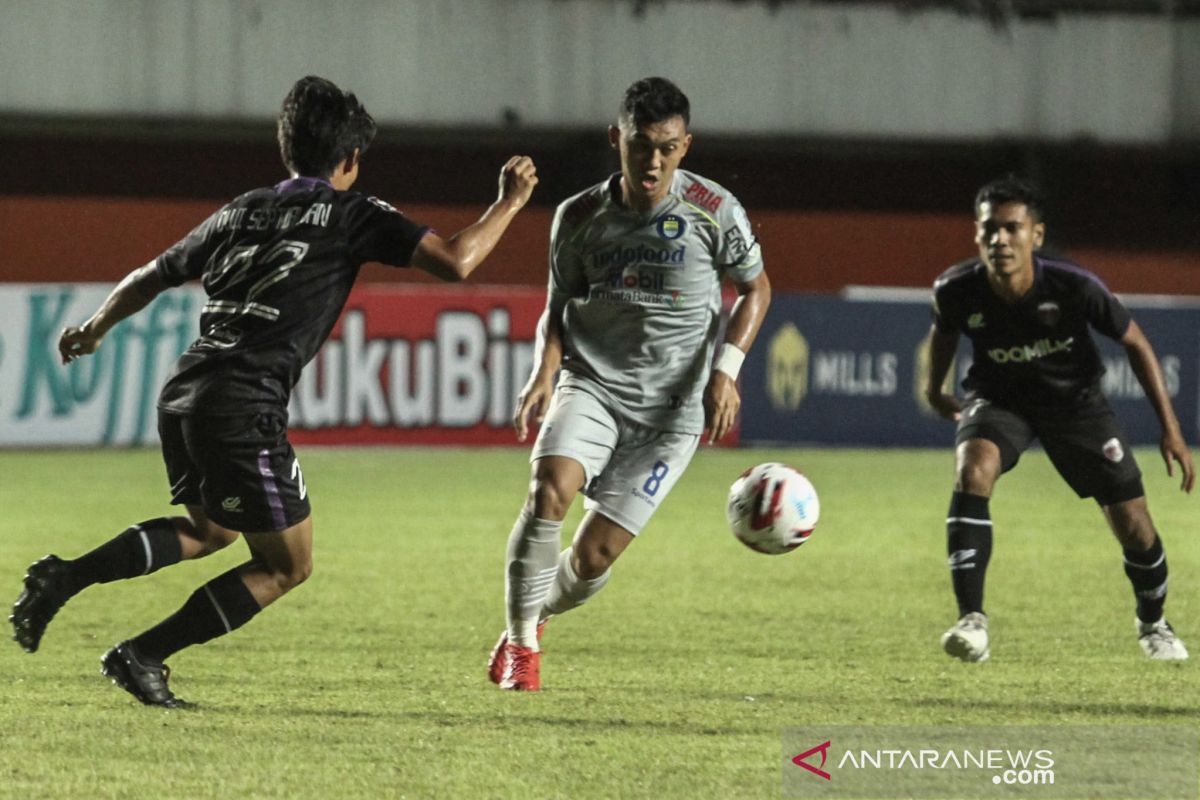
left=1160, top=432, right=1195, bottom=493
left=703, top=372, right=740, bottom=444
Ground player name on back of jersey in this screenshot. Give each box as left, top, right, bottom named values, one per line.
left=215, top=202, right=333, bottom=233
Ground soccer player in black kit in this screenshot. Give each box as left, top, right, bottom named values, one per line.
left=925, top=176, right=1194, bottom=663
left=8, top=76, right=538, bottom=706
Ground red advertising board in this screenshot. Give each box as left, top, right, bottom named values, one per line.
left=289, top=284, right=545, bottom=446
left=287, top=283, right=740, bottom=447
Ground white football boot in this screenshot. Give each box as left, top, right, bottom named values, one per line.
left=1136, top=618, right=1188, bottom=661
left=941, top=612, right=990, bottom=663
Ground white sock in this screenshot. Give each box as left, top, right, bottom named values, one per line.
left=542, top=547, right=610, bottom=617
left=505, top=509, right=562, bottom=650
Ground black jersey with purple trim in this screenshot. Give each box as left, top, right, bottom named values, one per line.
left=156, top=177, right=428, bottom=415
left=932, top=255, right=1131, bottom=411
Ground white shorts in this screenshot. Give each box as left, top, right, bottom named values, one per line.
left=531, top=386, right=700, bottom=535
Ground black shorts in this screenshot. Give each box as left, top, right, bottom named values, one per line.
left=158, top=409, right=311, bottom=532
left=955, top=397, right=1143, bottom=505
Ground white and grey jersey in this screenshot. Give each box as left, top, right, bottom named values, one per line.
left=547, top=170, right=764, bottom=433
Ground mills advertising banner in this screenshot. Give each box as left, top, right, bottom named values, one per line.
left=741, top=293, right=1200, bottom=447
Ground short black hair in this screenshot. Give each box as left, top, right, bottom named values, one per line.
left=277, top=76, right=377, bottom=178
left=619, top=77, right=690, bottom=128
left=974, top=175, right=1047, bottom=222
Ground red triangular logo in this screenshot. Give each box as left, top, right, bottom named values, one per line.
left=792, top=740, right=832, bottom=780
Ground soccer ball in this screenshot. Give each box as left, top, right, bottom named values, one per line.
left=725, top=462, right=820, bottom=555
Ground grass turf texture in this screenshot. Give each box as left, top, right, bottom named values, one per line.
left=0, top=446, right=1194, bottom=799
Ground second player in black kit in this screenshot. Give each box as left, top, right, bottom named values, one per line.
left=9, top=76, right=538, bottom=706
left=154, top=180, right=433, bottom=534
left=926, top=175, right=1194, bottom=663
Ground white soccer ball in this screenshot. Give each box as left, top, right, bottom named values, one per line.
left=725, top=462, right=820, bottom=555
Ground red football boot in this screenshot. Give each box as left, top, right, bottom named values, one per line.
left=487, top=620, right=546, bottom=685
left=498, top=643, right=541, bottom=691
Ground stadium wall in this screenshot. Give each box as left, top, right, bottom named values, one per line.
left=1, top=196, right=1197, bottom=296
left=3, top=284, right=1196, bottom=449
left=2, top=0, right=1197, bottom=143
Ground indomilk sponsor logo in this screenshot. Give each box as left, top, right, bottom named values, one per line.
left=987, top=337, right=1073, bottom=364
left=594, top=243, right=686, bottom=268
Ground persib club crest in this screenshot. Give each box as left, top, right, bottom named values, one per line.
left=656, top=214, right=686, bottom=240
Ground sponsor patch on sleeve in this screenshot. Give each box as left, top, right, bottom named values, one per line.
left=367, top=196, right=399, bottom=214
left=684, top=180, right=723, bottom=213
left=724, top=227, right=749, bottom=262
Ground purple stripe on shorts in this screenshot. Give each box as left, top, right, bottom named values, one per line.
left=257, top=450, right=288, bottom=531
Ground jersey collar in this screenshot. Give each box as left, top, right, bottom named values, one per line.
left=605, top=172, right=680, bottom=219
left=276, top=176, right=334, bottom=192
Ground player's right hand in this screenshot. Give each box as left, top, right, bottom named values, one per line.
left=926, top=391, right=962, bottom=421
left=498, top=156, right=538, bottom=210
left=58, top=325, right=102, bottom=364
left=513, top=374, right=553, bottom=443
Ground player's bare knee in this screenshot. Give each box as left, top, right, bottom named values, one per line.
left=274, top=559, right=313, bottom=593
left=204, top=526, right=241, bottom=553
left=574, top=542, right=615, bottom=579
left=184, top=511, right=241, bottom=553
left=954, top=440, right=1001, bottom=495
left=529, top=477, right=574, bottom=520
left=954, top=467, right=998, bottom=495
left=173, top=515, right=198, bottom=539
left=292, top=558, right=314, bottom=588
left=1113, top=520, right=1156, bottom=550
left=955, top=463, right=997, bottom=495
left=1105, top=499, right=1156, bottom=550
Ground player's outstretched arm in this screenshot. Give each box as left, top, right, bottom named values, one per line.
left=704, top=271, right=771, bottom=444
left=924, top=324, right=963, bottom=421
left=513, top=301, right=565, bottom=443
left=58, top=262, right=167, bottom=364
left=410, top=156, right=538, bottom=282
left=1121, top=319, right=1195, bottom=492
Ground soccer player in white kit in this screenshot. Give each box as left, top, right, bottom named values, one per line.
left=488, top=77, right=772, bottom=690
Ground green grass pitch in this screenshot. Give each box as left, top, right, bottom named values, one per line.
left=0, top=445, right=1194, bottom=799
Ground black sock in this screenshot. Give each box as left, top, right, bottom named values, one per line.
left=947, top=491, right=993, bottom=616
left=131, top=569, right=262, bottom=663
left=1123, top=536, right=1168, bottom=623
left=67, top=518, right=183, bottom=595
